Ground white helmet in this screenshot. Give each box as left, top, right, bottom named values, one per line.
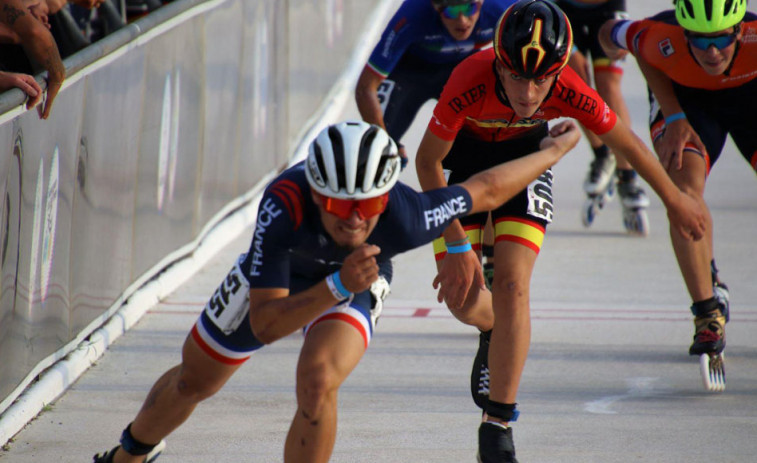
left=305, top=121, right=401, bottom=200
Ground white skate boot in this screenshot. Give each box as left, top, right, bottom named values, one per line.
left=617, top=178, right=650, bottom=236
left=581, top=154, right=616, bottom=227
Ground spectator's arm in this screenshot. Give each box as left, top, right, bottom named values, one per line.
left=43, top=0, right=66, bottom=14
left=0, top=21, right=20, bottom=42
left=1, top=0, right=65, bottom=118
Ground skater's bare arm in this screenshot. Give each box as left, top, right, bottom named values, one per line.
left=598, top=121, right=705, bottom=240
left=635, top=54, right=707, bottom=171
left=355, top=66, right=387, bottom=130
left=416, top=129, right=483, bottom=309
left=462, top=121, right=580, bottom=213
left=250, top=244, right=381, bottom=343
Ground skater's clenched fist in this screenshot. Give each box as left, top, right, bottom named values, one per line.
left=339, top=244, right=381, bottom=294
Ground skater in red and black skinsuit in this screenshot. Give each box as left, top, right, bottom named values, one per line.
left=555, top=0, right=652, bottom=234
left=599, top=0, right=757, bottom=391
left=414, top=1, right=706, bottom=460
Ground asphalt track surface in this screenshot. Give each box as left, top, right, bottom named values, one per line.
left=2, top=2, right=757, bottom=462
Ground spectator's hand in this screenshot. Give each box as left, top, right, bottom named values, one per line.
left=38, top=75, right=62, bottom=119
left=654, top=118, right=708, bottom=171
left=339, top=244, right=381, bottom=294
left=0, top=70, right=42, bottom=109
left=0, top=22, right=21, bottom=44
left=433, top=250, right=483, bottom=309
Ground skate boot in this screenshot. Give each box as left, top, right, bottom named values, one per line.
left=581, top=153, right=617, bottom=227
left=617, top=172, right=650, bottom=236
left=482, top=245, right=494, bottom=291
left=711, top=259, right=730, bottom=321
left=477, top=422, right=518, bottom=463
left=471, top=330, right=491, bottom=410
left=689, top=299, right=727, bottom=392
left=483, top=262, right=494, bottom=292
left=93, top=440, right=166, bottom=463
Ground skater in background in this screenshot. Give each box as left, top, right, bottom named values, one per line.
left=355, top=0, right=516, bottom=165
left=599, top=0, right=755, bottom=391
left=355, top=0, right=517, bottom=285
left=555, top=0, right=650, bottom=234
left=414, top=1, right=706, bottom=460
left=92, top=119, right=584, bottom=463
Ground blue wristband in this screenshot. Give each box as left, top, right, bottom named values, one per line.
left=446, top=242, right=473, bottom=254
left=664, top=112, right=686, bottom=125
left=331, top=270, right=352, bottom=299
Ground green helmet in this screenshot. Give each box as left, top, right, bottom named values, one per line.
left=674, top=0, right=747, bottom=33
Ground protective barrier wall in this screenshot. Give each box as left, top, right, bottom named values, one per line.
left=0, top=0, right=377, bottom=415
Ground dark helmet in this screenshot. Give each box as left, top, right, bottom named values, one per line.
left=493, top=0, right=573, bottom=79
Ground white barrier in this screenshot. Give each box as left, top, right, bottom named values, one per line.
left=0, top=0, right=396, bottom=445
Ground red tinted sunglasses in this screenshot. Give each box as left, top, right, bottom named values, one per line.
left=314, top=191, right=389, bottom=220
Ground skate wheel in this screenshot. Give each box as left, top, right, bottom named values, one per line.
left=623, top=208, right=650, bottom=237
left=606, top=181, right=616, bottom=200
left=699, top=353, right=726, bottom=392
left=582, top=198, right=599, bottom=228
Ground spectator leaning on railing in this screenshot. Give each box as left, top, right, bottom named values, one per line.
left=0, top=0, right=65, bottom=118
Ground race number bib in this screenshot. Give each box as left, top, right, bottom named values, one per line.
left=527, top=169, right=554, bottom=223
left=377, top=79, right=395, bottom=113
left=204, top=258, right=251, bottom=334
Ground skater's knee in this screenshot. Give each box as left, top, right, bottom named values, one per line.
left=490, top=275, right=529, bottom=301
left=449, top=304, right=488, bottom=326
left=672, top=176, right=705, bottom=199
left=297, top=363, right=339, bottom=418
left=173, top=366, right=225, bottom=402
left=448, top=289, right=489, bottom=326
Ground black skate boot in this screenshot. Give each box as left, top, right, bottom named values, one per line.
left=483, top=262, right=495, bottom=292
left=482, top=245, right=495, bottom=291
left=689, top=299, right=726, bottom=356
left=471, top=330, right=492, bottom=410
left=477, top=422, right=518, bottom=463
left=93, top=442, right=165, bottom=463
left=93, top=425, right=166, bottom=463
left=689, top=298, right=728, bottom=391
